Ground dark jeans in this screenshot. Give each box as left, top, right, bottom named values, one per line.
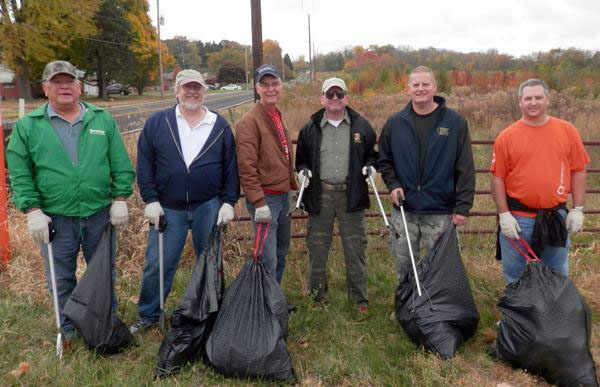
left=246, top=193, right=291, bottom=283
left=137, top=197, right=220, bottom=322
left=40, top=206, right=115, bottom=332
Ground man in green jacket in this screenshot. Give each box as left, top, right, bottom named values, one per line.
left=6, top=61, right=134, bottom=345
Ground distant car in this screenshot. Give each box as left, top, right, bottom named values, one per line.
left=106, top=83, right=130, bottom=95
left=220, top=84, right=241, bottom=91
left=206, top=84, right=217, bottom=90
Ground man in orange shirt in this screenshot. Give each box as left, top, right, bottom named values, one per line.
left=491, top=78, right=589, bottom=283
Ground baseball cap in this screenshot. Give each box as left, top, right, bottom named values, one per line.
left=255, top=64, right=280, bottom=82
left=43, top=61, right=78, bottom=82
left=322, top=77, right=347, bottom=94
left=175, top=69, right=207, bottom=88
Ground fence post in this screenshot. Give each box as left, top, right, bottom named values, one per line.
left=0, top=111, right=10, bottom=268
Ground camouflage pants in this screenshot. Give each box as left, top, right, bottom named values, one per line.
left=389, top=210, right=451, bottom=279
left=306, top=190, right=368, bottom=306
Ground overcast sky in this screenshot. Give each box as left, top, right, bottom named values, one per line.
left=149, top=0, right=600, bottom=60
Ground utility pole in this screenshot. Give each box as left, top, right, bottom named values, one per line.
left=282, top=54, right=285, bottom=81
left=308, top=14, right=312, bottom=81
left=251, top=0, right=263, bottom=101
left=157, top=0, right=164, bottom=98
left=245, top=46, right=249, bottom=90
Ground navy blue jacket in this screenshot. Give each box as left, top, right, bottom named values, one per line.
left=137, top=106, right=240, bottom=210
left=378, top=96, right=475, bottom=216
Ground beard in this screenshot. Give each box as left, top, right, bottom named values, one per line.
left=181, top=100, right=202, bottom=111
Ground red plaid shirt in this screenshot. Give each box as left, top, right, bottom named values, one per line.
left=267, top=108, right=290, bottom=161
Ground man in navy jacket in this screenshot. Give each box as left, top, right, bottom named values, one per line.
left=378, top=66, right=475, bottom=279
left=131, top=69, right=240, bottom=332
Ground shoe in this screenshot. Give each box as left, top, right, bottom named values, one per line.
left=358, top=305, right=368, bottom=314
left=130, top=319, right=156, bottom=334
left=390, top=311, right=396, bottom=321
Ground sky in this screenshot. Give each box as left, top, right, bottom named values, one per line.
left=148, top=0, right=600, bottom=60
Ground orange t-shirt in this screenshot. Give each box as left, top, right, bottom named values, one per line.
left=490, top=117, right=589, bottom=217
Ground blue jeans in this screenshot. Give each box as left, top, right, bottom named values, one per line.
left=137, top=197, right=220, bottom=322
left=246, top=193, right=291, bottom=283
left=40, top=206, right=115, bottom=332
left=500, top=209, right=569, bottom=283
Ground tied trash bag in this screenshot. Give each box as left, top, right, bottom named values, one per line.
left=155, top=225, right=225, bottom=378
left=490, top=239, right=598, bottom=386
left=63, top=225, right=134, bottom=354
left=205, top=223, right=295, bottom=382
left=395, top=223, right=479, bottom=358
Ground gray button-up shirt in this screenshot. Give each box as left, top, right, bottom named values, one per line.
left=319, top=110, right=350, bottom=184
left=47, top=103, right=86, bottom=165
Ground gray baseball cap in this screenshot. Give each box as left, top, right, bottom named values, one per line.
left=43, top=60, right=78, bottom=82
left=255, top=64, right=280, bottom=82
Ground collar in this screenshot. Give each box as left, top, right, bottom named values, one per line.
left=320, top=109, right=350, bottom=128
left=47, top=102, right=86, bottom=121
left=176, top=105, right=216, bottom=126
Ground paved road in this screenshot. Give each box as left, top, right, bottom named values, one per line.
left=1, top=90, right=254, bottom=131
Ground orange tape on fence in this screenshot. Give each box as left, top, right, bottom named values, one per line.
left=0, top=112, right=10, bottom=268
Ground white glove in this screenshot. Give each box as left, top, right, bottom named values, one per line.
left=27, top=209, right=51, bottom=244
left=566, top=207, right=584, bottom=233
left=217, top=203, right=235, bottom=225
left=298, top=169, right=312, bottom=188
left=499, top=211, right=521, bottom=240
left=110, top=200, right=129, bottom=226
left=144, top=201, right=164, bottom=227
left=254, top=205, right=271, bottom=224
left=362, top=165, right=376, bottom=177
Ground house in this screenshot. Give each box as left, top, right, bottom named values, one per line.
left=0, top=64, right=18, bottom=100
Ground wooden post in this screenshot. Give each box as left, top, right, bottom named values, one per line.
left=0, top=112, right=10, bottom=268
left=251, top=0, right=263, bottom=101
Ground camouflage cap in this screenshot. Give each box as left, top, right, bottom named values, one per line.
left=43, top=60, right=78, bottom=82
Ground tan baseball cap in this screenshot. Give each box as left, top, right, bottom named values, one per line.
left=322, top=77, right=347, bottom=94
left=175, top=69, right=207, bottom=88
left=43, top=61, right=78, bottom=82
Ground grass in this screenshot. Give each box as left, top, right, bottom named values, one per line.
left=1, top=84, right=599, bottom=386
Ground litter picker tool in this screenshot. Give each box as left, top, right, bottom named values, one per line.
left=151, top=216, right=168, bottom=331
left=289, top=169, right=309, bottom=217
left=46, top=223, right=64, bottom=357
left=367, top=175, right=422, bottom=296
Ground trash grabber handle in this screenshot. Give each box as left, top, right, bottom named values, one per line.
left=295, top=171, right=308, bottom=210
left=367, top=174, right=389, bottom=226
left=508, top=238, right=541, bottom=263
left=399, top=205, right=422, bottom=297
left=149, top=215, right=167, bottom=233
left=46, top=222, right=63, bottom=357
left=253, top=223, right=270, bottom=262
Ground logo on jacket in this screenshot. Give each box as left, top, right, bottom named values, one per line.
left=89, top=129, right=106, bottom=136
left=353, top=132, right=362, bottom=144
left=437, top=127, right=450, bottom=136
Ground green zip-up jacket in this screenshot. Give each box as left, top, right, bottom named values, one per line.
left=7, top=102, right=135, bottom=217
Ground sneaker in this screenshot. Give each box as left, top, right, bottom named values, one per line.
left=358, top=305, right=369, bottom=314
left=130, top=319, right=156, bottom=334
left=389, top=311, right=396, bottom=321
left=287, top=301, right=297, bottom=314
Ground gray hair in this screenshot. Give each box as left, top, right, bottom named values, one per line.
left=518, top=78, right=549, bottom=97
left=409, top=65, right=436, bottom=83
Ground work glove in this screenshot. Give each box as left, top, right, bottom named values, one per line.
left=362, top=165, right=376, bottom=178
left=254, top=205, right=272, bottom=224
left=499, top=211, right=521, bottom=240
left=110, top=200, right=129, bottom=226
left=298, top=169, right=312, bottom=188
left=566, top=207, right=584, bottom=233
left=217, top=203, right=235, bottom=225
left=144, top=201, right=164, bottom=227
left=27, top=209, right=51, bottom=244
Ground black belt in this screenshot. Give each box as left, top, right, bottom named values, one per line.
left=321, top=182, right=347, bottom=192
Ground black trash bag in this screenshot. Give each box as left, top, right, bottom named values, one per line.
left=490, top=241, right=598, bottom=386
left=155, top=225, right=225, bottom=378
left=205, top=224, right=295, bottom=382
left=63, top=225, right=134, bottom=354
left=395, top=223, right=479, bottom=358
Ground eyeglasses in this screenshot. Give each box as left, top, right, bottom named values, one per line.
left=324, top=89, right=346, bottom=99
left=258, top=81, right=282, bottom=89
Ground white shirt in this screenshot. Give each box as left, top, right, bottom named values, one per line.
left=175, top=105, right=217, bottom=167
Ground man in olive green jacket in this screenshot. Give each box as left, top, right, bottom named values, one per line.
left=6, top=61, right=134, bottom=344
